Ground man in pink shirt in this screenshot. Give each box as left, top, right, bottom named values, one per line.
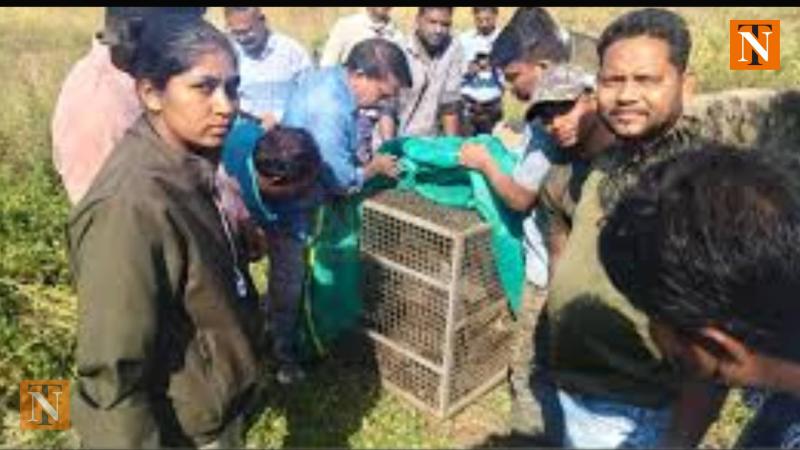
left=51, top=7, right=205, bottom=205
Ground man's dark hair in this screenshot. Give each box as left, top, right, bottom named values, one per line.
left=599, top=146, right=800, bottom=362
left=254, top=126, right=322, bottom=193
left=597, top=8, right=691, bottom=73
left=131, top=15, right=236, bottom=90
left=345, top=38, right=413, bottom=88
left=490, top=7, right=568, bottom=69
left=418, top=7, right=454, bottom=16
left=473, top=7, right=498, bottom=15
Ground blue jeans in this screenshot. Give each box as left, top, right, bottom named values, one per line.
left=555, top=389, right=671, bottom=448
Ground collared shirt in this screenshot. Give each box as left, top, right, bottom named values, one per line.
left=233, top=32, right=312, bottom=120
left=397, top=33, right=464, bottom=137
left=458, top=27, right=500, bottom=70
left=319, top=9, right=405, bottom=66
left=51, top=38, right=142, bottom=205
left=282, top=66, right=363, bottom=195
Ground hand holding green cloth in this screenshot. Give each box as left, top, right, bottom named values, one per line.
left=299, top=135, right=526, bottom=358
left=376, top=134, right=525, bottom=312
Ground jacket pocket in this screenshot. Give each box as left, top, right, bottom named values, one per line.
left=167, top=332, right=226, bottom=439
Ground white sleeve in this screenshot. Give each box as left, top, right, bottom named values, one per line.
left=512, top=147, right=552, bottom=192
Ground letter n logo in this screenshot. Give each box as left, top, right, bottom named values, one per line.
left=19, top=380, right=71, bottom=430
left=730, top=20, right=780, bottom=70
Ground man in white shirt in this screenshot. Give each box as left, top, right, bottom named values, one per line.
left=319, top=7, right=404, bottom=67
left=459, top=7, right=503, bottom=135
left=396, top=7, right=464, bottom=137
left=225, top=7, right=312, bottom=127
left=459, top=7, right=501, bottom=72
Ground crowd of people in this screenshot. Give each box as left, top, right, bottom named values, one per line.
left=51, top=6, right=800, bottom=449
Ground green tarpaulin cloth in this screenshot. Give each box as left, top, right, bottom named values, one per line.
left=299, top=135, right=526, bottom=358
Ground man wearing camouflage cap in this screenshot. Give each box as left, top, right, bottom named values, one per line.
left=532, top=63, right=615, bottom=272
left=456, top=63, right=609, bottom=445
left=462, top=9, right=600, bottom=441
left=518, top=65, right=617, bottom=445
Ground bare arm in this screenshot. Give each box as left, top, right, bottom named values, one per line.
left=459, top=142, right=537, bottom=212
left=362, top=153, right=400, bottom=181
left=539, top=169, right=571, bottom=278
left=377, top=114, right=396, bottom=141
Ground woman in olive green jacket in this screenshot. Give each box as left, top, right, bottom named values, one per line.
left=68, top=15, right=262, bottom=448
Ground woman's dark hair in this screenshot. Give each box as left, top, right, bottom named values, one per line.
left=101, top=7, right=207, bottom=74
left=253, top=126, right=322, bottom=192
left=597, top=8, right=691, bottom=74
left=131, top=14, right=236, bottom=90
left=599, top=146, right=800, bottom=362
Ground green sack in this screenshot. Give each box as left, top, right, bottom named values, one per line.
left=297, top=198, right=363, bottom=358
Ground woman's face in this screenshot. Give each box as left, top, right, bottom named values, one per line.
left=142, top=49, right=239, bottom=153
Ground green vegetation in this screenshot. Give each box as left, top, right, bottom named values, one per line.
left=0, top=6, right=794, bottom=448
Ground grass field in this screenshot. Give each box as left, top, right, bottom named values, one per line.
left=0, top=6, right=797, bottom=448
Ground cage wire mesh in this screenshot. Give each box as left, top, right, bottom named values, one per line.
left=361, top=189, right=513, bottom=417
